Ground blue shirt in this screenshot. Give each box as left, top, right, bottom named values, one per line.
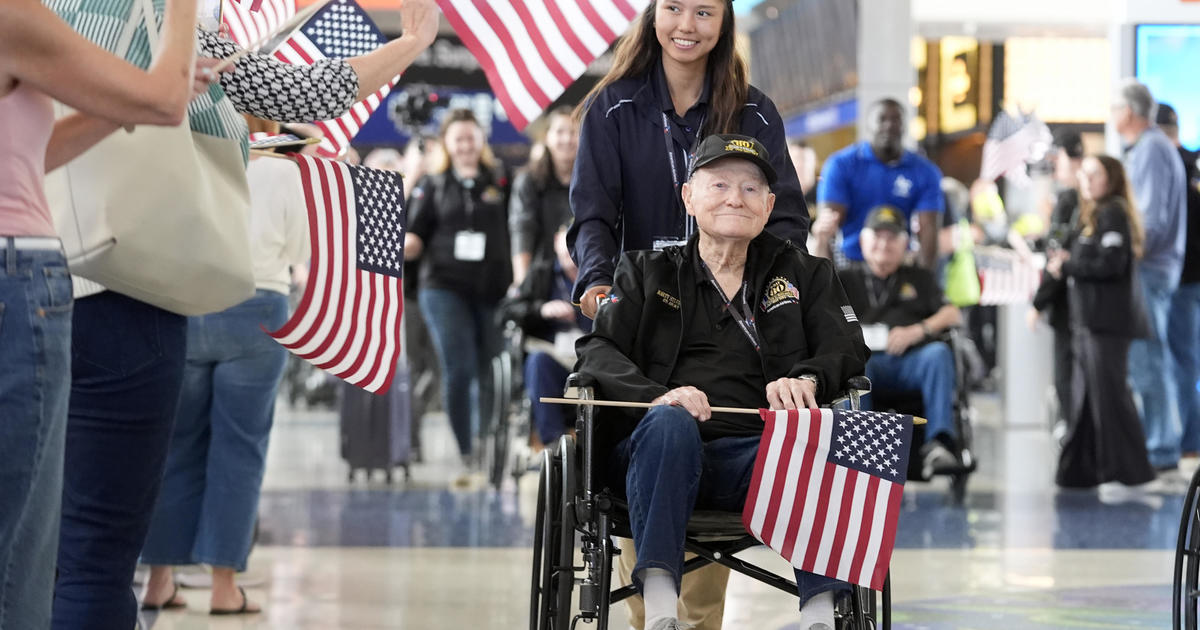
left=1124, top=126, right=1187, bottom=278
left=817, top=141, right=944, bottom=261
left=566, top=61, right=810, bottom=302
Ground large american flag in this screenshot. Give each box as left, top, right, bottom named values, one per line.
left=267, top=155, right=406, bottom=393
left=743, top=408, right=913, bottom=591
left=222, top=0, right=296, bottom=49
left=273, top=0, right=393, bottom=158
left=436, top=0, right=650, bottom=131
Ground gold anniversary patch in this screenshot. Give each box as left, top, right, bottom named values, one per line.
left=761, top=276, right=800, bottom=312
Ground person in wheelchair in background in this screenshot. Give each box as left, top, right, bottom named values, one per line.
left=498, top=221, right=590, bottom=451
left=575, top=134, right=869, bottom=630
left=836, top=207, right=963, bottom=478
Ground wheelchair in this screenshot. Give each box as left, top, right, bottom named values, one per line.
left=1174, top=465, right=1200, bottom=629
left=865, top=328, right=977, bottom=503
left=530, top=374, right=891, bottom=630
left=482, top=320, right=533, bottom=489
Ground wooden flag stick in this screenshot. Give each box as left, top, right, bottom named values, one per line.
left=538, top=397, right=927, bottom=424
left=211, top=0, right=333, bottom=74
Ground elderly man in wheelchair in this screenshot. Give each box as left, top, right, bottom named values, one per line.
left=835, top=207, right=964, bottom=480
left=562, top=134, right=870, bottom=630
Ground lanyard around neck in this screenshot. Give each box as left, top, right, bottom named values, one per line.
left=700, top=261, right=760, bottom=353
left=662, top=111, right=707, bottom=241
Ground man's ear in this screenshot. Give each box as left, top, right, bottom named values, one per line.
left=764, top=191, right=776, bottom=220
left=682, top=181, right=695, bottom=217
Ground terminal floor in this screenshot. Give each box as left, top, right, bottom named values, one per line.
left=139, top=395, right=1184, bottom=629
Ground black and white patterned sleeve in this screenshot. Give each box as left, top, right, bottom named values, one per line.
left=198, top=29, right=361, bottom=123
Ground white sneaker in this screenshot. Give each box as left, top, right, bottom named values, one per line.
left=646, top=618, right=692, bottom=630
left=799, top=590, right=835, bottom=630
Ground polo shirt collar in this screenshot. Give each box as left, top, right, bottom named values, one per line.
left=857, top=141, right=913, bottom=168
left=653, top=59, right=712, bottom=116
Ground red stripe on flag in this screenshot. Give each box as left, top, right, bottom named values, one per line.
left=508, top=0, right=573, bottom=87
left=871, top=482, right=904, bottom=590
left=291, top=160, right=342, bottom=354
left=778, top=412, right=825, bottom=561
left=542, top=0, right=592, bottom=68
left=613, top=0, right=639, bottom=20
left=341, top=270, right=378, bottom=379
left=742, top=409, right=778, bottom=532
left=438, top=1, right=529, bottom=130
left=847, top=475, right=881, bottom=583
left=824, top=470, right=861, bottom=578
left=758, top=411, right=799, bottom=547
left=299, top=163, right=354, bottom=361
left=269, top=156, right=323, bottom=339
left=471, top=0, right=551, bottom=107
left=575, top=0, right=617, bottom=42
left=358, top=277, right=395, bottom=390
left=801, top=461, right=839, bottom=573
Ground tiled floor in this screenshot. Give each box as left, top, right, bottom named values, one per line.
left=138, top=394, right=1187, bottom=629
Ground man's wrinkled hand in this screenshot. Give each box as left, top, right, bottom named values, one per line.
left=766, top=377, right=818, bottom=410
left=885, top=324, right=924, bottom=356
left=652, top=386, right=711, bottom=421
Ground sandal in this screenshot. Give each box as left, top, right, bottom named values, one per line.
left=140, top=584, right=186, bottom=611
left=210, top=586, right=261, bottom=616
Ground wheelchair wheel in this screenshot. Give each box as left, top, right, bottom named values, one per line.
left=530, top=445, right=575, bottom=629
left=838, top=574, right=890, bottom=630
left=1173, top=467, right=1200, bottom=629
left=487, top=350, right=514, bottom=488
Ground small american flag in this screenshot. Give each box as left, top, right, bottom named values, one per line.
left=436, top=0, right=650, bottom=131
left=222, top=0, right=296, bottom=49
left=980, top=111, right=1051, bottom=186
left=976, top=245, right=1041, bottom=305
left=268, top=154, right=406, bottom=393
left=273, top=0, right=392, bottom=158
left=743, top=408, right=913, bottom=591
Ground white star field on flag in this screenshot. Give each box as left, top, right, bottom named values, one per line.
left=829, top=409, right=906, bottom=482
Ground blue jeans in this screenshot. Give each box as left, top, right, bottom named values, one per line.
left=1170, top=282, right=1200, bottom=454
left=0, top=245, right=72, bottom=629
left=141, top=290, right=290, bottom=571
left=1129, top=267, right=1182, bottom=468
left=865, top=341, right=956, bottom=444
left=418, top=288, right=499, bottom=458
left=525, top=351, right=571, bottom=445
left=612, top=406, right=848, bottom=606
left=54, top=291, right=187, bottom=630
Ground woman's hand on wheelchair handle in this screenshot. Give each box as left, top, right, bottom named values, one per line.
left=767, top=377, right=818, bottom=411
left=652, top=386, right=711, bottom=421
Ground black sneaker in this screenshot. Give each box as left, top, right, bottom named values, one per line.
left=920, top=441, right=959, bottom=477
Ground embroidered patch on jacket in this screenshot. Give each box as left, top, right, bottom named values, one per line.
left=411, top=186, right=425, bottom=200
left=899, top=282, right=918, bottom=300
left=842, top=305, right=859, bottom=323
left=761, top=276, right=801, bottom=312
left=481, top=186, right=503, bottom=204
left=656, top=289, right=681, bottom=310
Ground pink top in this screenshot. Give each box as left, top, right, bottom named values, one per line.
left=0, top=81, right=56, bottom=237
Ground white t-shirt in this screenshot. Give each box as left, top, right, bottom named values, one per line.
left=247, top=156, right=309, bottom=294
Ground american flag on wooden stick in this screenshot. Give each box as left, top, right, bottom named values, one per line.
left=435, top=0, right=650, bottom=131
left=222, top=0, right=296, bottom=49
left=272, top=0, right=393, bottom=158
left=743, top=408, right=913, bottom=591
left=268, top=154, right=406, bottom=393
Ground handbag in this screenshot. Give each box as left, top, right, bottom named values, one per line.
left=944, top=218, right=981, bottom=307
left=44, top=0, right=255, bottom=316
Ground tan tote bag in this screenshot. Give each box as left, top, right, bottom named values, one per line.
left=45, top=0, right=255, bottom=316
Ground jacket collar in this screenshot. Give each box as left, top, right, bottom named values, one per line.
left=630, top=59, right=713, bottom=122
left=670, top=231, right=791, bottom=290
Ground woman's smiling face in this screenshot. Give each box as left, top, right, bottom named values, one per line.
left=654, top=0, right=725, bottom=68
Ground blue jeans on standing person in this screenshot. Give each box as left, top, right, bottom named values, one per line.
left=611, top=405, right=848, bottom=605
left=0, top=243, right=72, bottom=629
left=1129, top=266, right=1182, bottom=469
left=864, top=341, right=956, bottom=445
left=418, top=288, right=500, bottom=459
left=1170, top=282, right=1200, bottom=455
left=140, top=290, right=290, bottom=571
left=525, top=351, right=571, bottom=445
left=53, top=291, right=187, bottom=630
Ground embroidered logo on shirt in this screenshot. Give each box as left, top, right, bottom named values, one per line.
left=842, top=305, right=858, bottom=323
left=761, top=276, right=800, bottom=312
left=657, top=289, right=681, bottom=310
left=893, top=175, right=913, bottom=198
left=899, top=282, right=918, bottom=300
left=481, top=185, right=503, bottom=204
left=411, top=186, right=425, bottom=200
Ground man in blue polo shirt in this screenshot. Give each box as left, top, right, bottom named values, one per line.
left=811, top=98, right=944, bottom=268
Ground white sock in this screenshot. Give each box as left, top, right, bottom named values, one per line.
left=639, top=568, right=678, bottom=627
left=799, top=589, right=835, bottom=630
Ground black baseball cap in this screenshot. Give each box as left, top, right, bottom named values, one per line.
left=1157, top=102, right=1179, bottom=127
left=687, top=134, right=777, bottom=185
left=1053, top=129, right=1084, bottom=159
left=865, top=205, right=907, bottom=234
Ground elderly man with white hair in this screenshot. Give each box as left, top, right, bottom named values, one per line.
left=1112, top=78, right=1188, bottom=472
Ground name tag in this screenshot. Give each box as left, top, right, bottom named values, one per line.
left=861, top=323, right=890, bottom=352
left=454, top=230, right=486, bottom=261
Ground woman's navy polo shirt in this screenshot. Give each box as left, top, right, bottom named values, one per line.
left=566, top=61, right=810, bottom=302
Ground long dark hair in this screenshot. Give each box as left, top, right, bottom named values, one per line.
left=577, top=0, right=747, bottom=136
left=1081, top=154, right=1145, bottom=259
left=529, top=106, right=575, bottom=189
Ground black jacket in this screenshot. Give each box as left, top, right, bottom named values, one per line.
left=509, top=170, right=571, bottom=269
left=407, top=168, right=512, bottom=303
left=575, top=231, right=868, bottom=456
left=1064, top=199, right=1150, bottom=338
left=1032, top=188, right=1080, bottom=330
left=567, top=62, right=810, bottom=302
left=497, top=256, right=587, bottom=343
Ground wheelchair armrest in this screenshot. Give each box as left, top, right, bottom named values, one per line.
left=565, top=372, right=594, bottom=400
left=846, top=375, right=872, bottom=395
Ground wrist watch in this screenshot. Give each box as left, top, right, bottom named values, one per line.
left=797, top=373, right=820, bottom=389
left=920, top=321, right=933, bottom=337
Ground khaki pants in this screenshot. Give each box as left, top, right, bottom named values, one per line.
left=615, top=537, right=730, bottom=630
